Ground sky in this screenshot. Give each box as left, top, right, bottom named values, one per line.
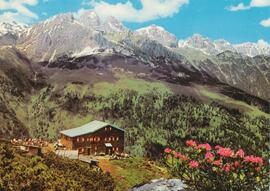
left=0, top=0, right=270, bottom=43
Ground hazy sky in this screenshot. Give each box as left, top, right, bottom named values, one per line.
left=0, top=0, right=270, bottom=43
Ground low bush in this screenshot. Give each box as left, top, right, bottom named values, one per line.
left=165, top=140, right=268, bottom=191
left=0, top=143, right=115, bottom=191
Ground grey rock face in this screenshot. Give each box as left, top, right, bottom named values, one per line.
left=180, top=49, right=270, bottom=100
left=18, top=13, right=116, bottom=62
left=16, top=11, right=131, bottom=62
left=178, top=34, right=270, bottom=57
left=77, top=11, right=128, bottom=33
left=130, top=179, right=186, bottom=191
left=0, top=21, right=28, bottom=46
left=0, top=33, right=18, bottom=46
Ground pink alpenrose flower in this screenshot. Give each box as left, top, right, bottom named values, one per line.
left=212, top=159, right=222, bottom=166
left=164, top=148, right=172, bottom=154
left=174, top=152, right=182, bottom=158
left=222, top=164, right=231, bottom=172
left=244, top=155, right=263, bottom=165
left=217, top=147, right=234, bottom=157
left=235, top=149, right=245, bottom=158
left=234, top=161, right=240, bottom=168
left=197, top=143, right=212, bottom=151
left=180, top=155, right=190, bottom=161
left=189, top=160, right=199, bottom=168
left=186, top=140, right=197, bottom=147
left=205, top=152, right=214, bottom=162
left=215, top=145, right=222, bottom=149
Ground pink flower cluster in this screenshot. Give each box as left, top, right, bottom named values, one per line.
left=189, top=160, right=199, bottom=168
left=222, top=164, right=231, bottom=172
left=174, top=152, right=189, bottom=161
left=216, top=147, right=234, bottom=157
left=164, top=148, right=172, bottom=153
left=197, top=143, right=212, bottom=151
left=165, top=140, right=267, bottom=190
left=235, top=149, right=245, bottom=158
left=186, top=140, right=197, bottom=147
left=212, top=159, right=222, bottom=166
left=244, top=155, right=264, bottom=165
left=186, top=140, right=212, bottom=151
left=165, top=140, right=265, bottom=173
left=205, top=152, right=214, bottom=162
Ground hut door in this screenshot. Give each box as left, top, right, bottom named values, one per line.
left=87, top=148, right=91, bottom=155
left=106, top=148, right=112, bottom=155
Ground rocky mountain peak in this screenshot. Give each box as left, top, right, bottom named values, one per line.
left=76, top=10, right=127, bottom=33
left=45, top=13, right=75, bottom=25
left=104, top=16, right=127, bottom=33
left=17, top=11, right=115, bottom=62
left=178, top=34, right=217, bottom=55
left=135, top=24, right=178, bottom=47
left=77, top=10, right=101, bottom=28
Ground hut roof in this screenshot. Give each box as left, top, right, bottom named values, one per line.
left=60, top=120, right=124, bottom=138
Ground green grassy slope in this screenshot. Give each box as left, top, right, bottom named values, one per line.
left=199, top=88, right=270, bottom=119
left=7, top=72, right=267, bottom=158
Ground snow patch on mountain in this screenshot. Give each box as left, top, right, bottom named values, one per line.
left=0, top=21, right=28, bottom=36
left=234, top=40, right=270, bottom=57
left=77, top=11, right=128, bottom=33
left=135, top=25, right=178, bottom=48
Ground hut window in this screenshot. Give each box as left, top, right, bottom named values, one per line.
left=112, top=147, right=115, bottom=151
left=112, top=137, right=115, bottom=141
left=105, top=127, right=107, bottom=131
left=77, top=138, right=80, bottom=142
left=105, top=137, right=107, bottom=141
left=116, top=137, right=119, bottom=141
left=81, top=138, right=84, bottom=142
left=90, top=137, right=93, bottom=142
left=95, top=146, right=97, bottom=151
left=109, top=127, right=112, bottom=131
left=109, top=137, right=111, bottom=141
left=116, top=147, right=119, bottom=151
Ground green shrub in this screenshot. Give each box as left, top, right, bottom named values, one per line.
left=165, top=140, right=268, bottom=191
left=0, top=143, right=115, bottom=191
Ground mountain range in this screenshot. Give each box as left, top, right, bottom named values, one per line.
left=2, top=11, right=267, bottom=100
left=1, top=12, right=270, bottom=58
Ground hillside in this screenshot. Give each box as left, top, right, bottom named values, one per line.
left=0, top=46, right=269, bottom=160
left=0, top=46, right=35, bottom=138
left=0, top=142, right=114, bottom=191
